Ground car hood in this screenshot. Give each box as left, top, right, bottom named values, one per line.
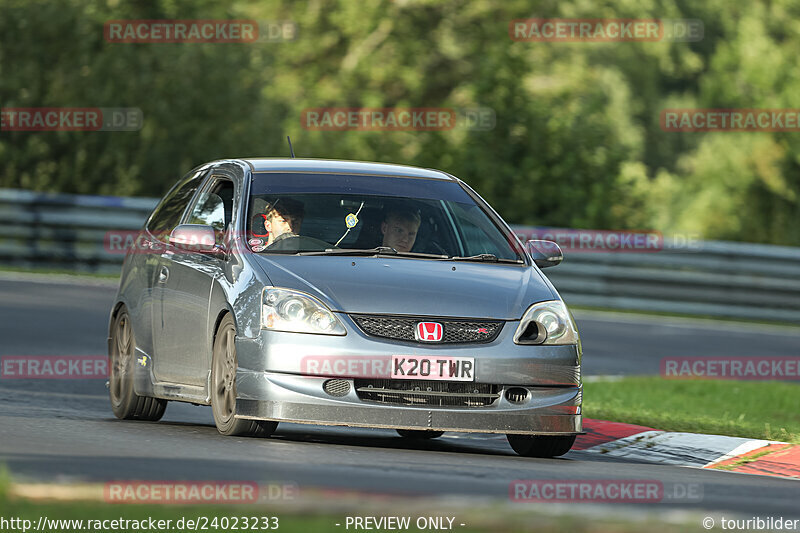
left=251, top=255, right=556, bottom=320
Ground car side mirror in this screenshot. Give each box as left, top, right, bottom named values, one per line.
left=526, top=239, right=563, bottom=268
left=169, top=224, right=224, bottom=256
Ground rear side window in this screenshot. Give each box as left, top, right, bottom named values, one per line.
left=147, top=172, right=204, bottom=239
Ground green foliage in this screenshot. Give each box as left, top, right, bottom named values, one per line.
left=1, top=0, right=798, bottom=244
left=0, top=463, right=10, bottom=499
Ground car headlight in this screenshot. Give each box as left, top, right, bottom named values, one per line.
left=261, top=288, right=346, bottom=335
left=513, top=300, right=580, bottom=345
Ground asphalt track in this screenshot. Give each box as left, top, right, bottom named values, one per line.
left=1, top=276, right=799, bottom=519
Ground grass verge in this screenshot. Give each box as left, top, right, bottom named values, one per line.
left=583, top=377, right=800, bottom=443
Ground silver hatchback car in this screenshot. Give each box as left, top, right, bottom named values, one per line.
left=108, top=159, right=582, bottom=457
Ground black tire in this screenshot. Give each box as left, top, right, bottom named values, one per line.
left=211, top=314, right=278, bottom=437
left=396, top=429, right=444, bottom=439
left=109, top=306, right=167, bottom=421
left=506, top=434, right=576, bottom=458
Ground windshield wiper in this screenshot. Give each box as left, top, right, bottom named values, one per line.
left=297, top=247, right=447, bottom=259
left=298, top=246, right=396, bottom=256
left=450, top=253, right=524, bottom=264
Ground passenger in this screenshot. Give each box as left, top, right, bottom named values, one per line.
left=381, top=208, right=421, bottom=253
left=264, top=198, right=304, bottom=246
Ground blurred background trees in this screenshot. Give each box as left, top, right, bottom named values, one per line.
left=1, top=0, right=798, bottom=245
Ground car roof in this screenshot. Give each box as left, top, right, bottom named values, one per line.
left=239, top=158, right=455, bottom=181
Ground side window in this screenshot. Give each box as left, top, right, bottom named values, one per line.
left=187, top=179, right=235, bottom=242
left=147, top=172, right=204, bottom=240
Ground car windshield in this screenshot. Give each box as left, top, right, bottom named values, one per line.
left=246, top=172, right=524, bottom=263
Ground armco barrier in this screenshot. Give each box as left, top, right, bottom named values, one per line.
left=510, top=229, right=800, bottom=323
left=1, top=188, right=799, bottom=322
left=0, top=188, right=157, bottom=275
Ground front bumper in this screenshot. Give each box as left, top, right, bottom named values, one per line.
left=233, top=317, right=582, bottom=435
left=235, top=371, right=581, bottom=434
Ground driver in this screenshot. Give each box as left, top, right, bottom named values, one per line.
left=381, top=208, right=421, bottom=253
left=264, top=198, right=304, bottom=247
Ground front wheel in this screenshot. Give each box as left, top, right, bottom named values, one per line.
left=109, top=306, right=167, bottom=421
left=211, top=314, right=277, bottom=437
left=506, top=434, right=576, bottom=458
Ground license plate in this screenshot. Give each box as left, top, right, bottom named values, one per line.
left=391, top=355, right=475, bottom=381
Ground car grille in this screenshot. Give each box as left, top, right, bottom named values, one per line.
left=350, top=315, right=503, bottom=344
left=354, top=379, right=501, bottom=407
